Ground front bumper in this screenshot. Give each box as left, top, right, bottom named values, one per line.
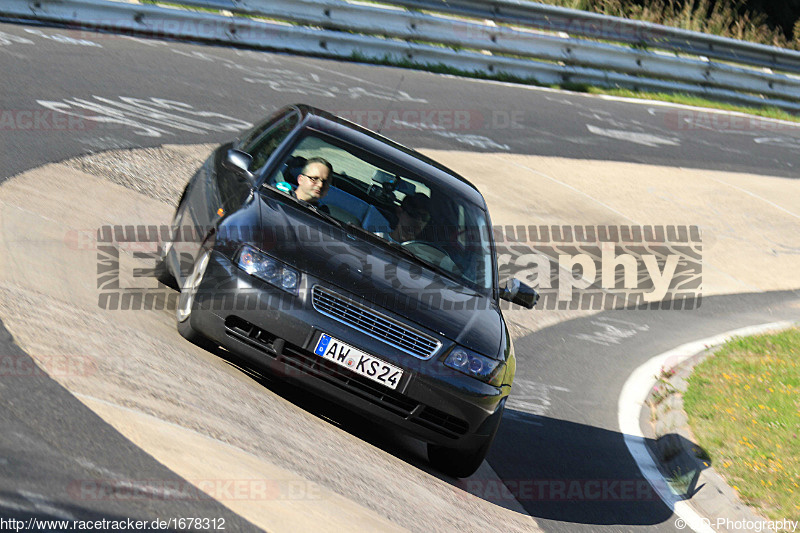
left=187, top=251, right=508, bottom=448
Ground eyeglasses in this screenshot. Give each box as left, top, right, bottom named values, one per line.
left=301, top=173, right=328, bottom=185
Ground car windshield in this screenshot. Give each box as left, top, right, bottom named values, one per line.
left=262, top=133, right=494, bottom=294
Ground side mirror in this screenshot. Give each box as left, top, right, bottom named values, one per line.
left=500, top=278, right=539, bottom=309
left=224, top=149, right=255, bottom=184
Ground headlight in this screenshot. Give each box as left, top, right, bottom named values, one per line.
left=237, top=244, right=299, bottom=294
left=444, top=346, right=502, bottom=383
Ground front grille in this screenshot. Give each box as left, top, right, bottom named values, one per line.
left=311, top=286, right=441, bottom=360
left=221, top=314, right=468, bottom=438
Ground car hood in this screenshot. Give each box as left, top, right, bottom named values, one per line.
left=257, top=197, right=503, bottom=358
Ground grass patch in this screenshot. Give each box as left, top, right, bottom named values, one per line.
left=683, top=328, right=800, bottom=522
left=350, top=52, right=800, bottom=123
left=583, top=87, right=800, bottom=123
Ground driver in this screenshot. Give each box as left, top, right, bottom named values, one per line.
left=295, top=157, right=332, bottom=204
left=382, top=192, right=431, bottom=243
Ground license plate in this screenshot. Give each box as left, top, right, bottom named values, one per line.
left=314, top=333, right=403, bottom=390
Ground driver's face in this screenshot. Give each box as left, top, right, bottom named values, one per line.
left=296, top=162, right=330, bottom=203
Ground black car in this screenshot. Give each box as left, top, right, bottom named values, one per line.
left=160, top=104, right=537, bottom=478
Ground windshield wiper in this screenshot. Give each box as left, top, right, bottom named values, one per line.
left=343, top=223, right=465, bottom=286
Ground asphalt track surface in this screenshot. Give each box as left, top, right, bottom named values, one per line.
left=0, top=320, right=257, bottom=529
left=2, top=19, right=800, bottom=182
left=1, top=18, right=800, bottom=533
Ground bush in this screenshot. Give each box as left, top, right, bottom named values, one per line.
left=538, top=0, right=799, bottom=49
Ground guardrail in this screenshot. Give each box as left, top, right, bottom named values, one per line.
left=390, top=0, right=800, bottom=75
left=3, top=0, right=800, bottom=112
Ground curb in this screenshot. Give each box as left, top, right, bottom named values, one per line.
left=643, top=348, right=775, bottom=533
left=618, top=321, right=797, bottom=533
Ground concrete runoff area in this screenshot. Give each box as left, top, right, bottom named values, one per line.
left=1, top=145, right=799, bottom=531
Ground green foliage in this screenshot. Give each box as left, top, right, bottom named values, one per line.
left=683, top=328, right=800, bottom=521
left=536, top=0, right=799, bottom=49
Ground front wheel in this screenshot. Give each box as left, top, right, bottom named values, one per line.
left=176, top=249, right=215, bottom=349
left=427, top=401, right=505, bottom=478
left=154, top=242, right=178, bottom=290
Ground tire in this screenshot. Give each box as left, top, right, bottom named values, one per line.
left=176, top=249, right=215, bottom=350
left=427, top=400, right=505, bottom=478
left=154, top=249, right=178, bottom=290
left=159, top=184, right=191, bottom=290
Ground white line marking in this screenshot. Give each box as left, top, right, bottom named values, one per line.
left=506, top=379, right=571, bottom=417
left=292, top=56, right=423, bottom=92
left=395, top=120, right=509, bottom=150
left=438, top=74, right=800, bottom=131
left=18, top=490, right=76, bottom=521
left=498, top=157, right=639, bottom=223
left=587, top=124, right=680, bottom=147
left=24, top=28, right=101, bottom=47
left=705, top=176, right=800, bottom=220
left=0, top=497, right=30, bottom=513
left=618, top=320, right=796, bottom=533
left=0, top=31, right=35, bottom=46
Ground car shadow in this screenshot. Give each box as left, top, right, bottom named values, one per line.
left=208, top=345, right=712, bottom=527
left=485, top=408, right=711, bottom=526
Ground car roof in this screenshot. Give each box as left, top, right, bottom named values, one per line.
left=290, top=104, right=489, bottom=210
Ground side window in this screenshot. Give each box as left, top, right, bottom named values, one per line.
left=243, top=111, right=299, bottom=173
